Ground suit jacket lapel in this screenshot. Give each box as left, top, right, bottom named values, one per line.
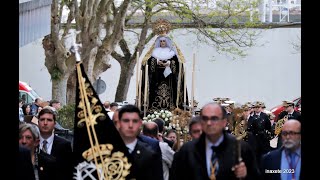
left=273, top=148, right=282, bottom=180
left=51, top=136, right=58, bottom=156
left=132, top=141, right=146, bottom=163
left=195, top=133, right=210, bottom=179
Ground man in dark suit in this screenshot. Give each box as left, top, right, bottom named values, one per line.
left=247, top=101, right=272, bottom=164
left=115, top=107, right=164, bottom=179
left=137, top=134, right=164, bottom=179
left=277, top=101, right=302, bottom=122
left=261, top=119, right=301, bottom=180
left=17, top=145, right=35, bottom=180
left=38, top=108, right=73, bottom=180
left=276, top=101, right=302, bottom=148
left=170, top=102, right=260, bottom=180
left=153, top=118, right=175, bottom=148
left=117, top=104, right=163, bottom=180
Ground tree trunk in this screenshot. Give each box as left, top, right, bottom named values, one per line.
left=67, top=70, right=77, bottom=105
left=51, top=75, right=69, bottom=105
left=115, top=60, right=136, bottom=102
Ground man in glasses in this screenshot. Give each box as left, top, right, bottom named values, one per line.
left=170, top=102, right=260, bottom=180
left=261, top=119, right=301, bottom=180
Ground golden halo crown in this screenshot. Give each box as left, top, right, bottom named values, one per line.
left=152, top=19, right=171, bottom=36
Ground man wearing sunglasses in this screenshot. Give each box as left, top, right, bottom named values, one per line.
left=261, top=119, right=301, bottom=180
left=170, top=102, right=260, bottom=180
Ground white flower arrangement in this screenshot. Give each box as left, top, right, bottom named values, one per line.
left=166, top=108, right=192, bottom=135
left=143, top=109, right=173, bottom=126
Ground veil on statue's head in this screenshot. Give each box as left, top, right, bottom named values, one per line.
left=154, top=36, right=177, bottom=55
left=142, top=19, right=186, bottom=65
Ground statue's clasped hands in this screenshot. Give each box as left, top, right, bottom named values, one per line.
left=157, top=59, right=170, bottom=67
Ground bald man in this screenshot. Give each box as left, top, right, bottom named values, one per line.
left=103, top=101, right=110, bottom=111
left=261, top=119, right=301, bottom=180
left=143, top=122, right=175, bottom=180
left=171, top=103, right=260, bottom=180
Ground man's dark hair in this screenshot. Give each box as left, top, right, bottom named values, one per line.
left=110, top=102, right=119, bottom=108
left=200, top=102, right=227, bottom=119
left=38, top=108, right=56, bottom=121
left=153, top=118, right=165, bottom=133
left=188, top=115, right=201, bottom=134
left=49, top=99, right=60, bottom=106
left=118, top=104, right=142, bottom=120
left=35, top=98, right=42, bottom=103
left=142, top=122, right=159, bottom=138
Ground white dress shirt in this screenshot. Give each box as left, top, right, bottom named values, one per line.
left=126, top=139, right=138, bottom=154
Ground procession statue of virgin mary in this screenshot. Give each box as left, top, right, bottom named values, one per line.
left=140, top=19, right=188, bottom=115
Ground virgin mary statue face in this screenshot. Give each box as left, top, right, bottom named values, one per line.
left=160, top=39, right=167, bottom=47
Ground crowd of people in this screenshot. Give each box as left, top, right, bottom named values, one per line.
left=18, top=19, right=302, bottom=180
left=18, top=96, right=301, bottom=180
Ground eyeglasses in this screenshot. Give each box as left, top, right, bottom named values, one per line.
left=191, top=129, right=201, bottom=134
left=201, top=116, right=224, bottom=122
left=281, top=131, right=301, bottom=136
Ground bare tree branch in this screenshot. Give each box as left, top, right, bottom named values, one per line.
left=62, top=2, right=75, bottom=37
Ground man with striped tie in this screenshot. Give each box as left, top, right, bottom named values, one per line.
left=170, top=102, right=260, bottom=180
left=38, top=108, right=73, bottom=180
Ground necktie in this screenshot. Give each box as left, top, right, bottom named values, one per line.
left=42, top=140, right=48, bottom=154
left=287, top=152, right=296, bottom=180
left=127, top=147, right=132, bottom=154
left=210, top=146, right=219, bottom=180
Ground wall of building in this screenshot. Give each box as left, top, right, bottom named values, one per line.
left=19, top=28, right=301, bottom=109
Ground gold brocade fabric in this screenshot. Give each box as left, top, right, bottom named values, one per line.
left=140, top=55, right=187, bottom=115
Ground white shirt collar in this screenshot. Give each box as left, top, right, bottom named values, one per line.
left=126, top=138, right=138, bottom=153
left=206, top=134, right=224, bottom=148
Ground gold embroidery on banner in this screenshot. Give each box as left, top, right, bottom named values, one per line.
left=77, top=79, right=106, bottom=128
left=82, top=144, right=131, bottom=180
left=76, top=64, right=131, bottom=180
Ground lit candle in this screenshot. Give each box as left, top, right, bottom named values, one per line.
left=191, top=53, right=195, bottom=110
left=136, top=52, right=140, bottom=99
left=138, top=69, right=142, bottom=109
left=144, top=64, right=148, bottom=116
left=184, top=66, right=186, bottom=109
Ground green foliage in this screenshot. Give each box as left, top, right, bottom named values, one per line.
left=51, top=66, right=62, bottom=81
left=57, top=104, right=75, bottom=130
